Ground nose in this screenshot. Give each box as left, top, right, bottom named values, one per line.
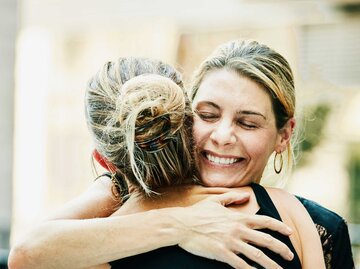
left=210, top=119, right=237, bottom=146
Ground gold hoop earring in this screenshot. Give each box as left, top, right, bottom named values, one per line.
left=274, top=151, right=283, bottom=174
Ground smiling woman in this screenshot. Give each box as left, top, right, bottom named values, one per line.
left=188, top=39, right=353, bottom=269
left=192, top=69, right=288, bottom=187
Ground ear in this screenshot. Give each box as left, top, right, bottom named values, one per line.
left=275, top=117, right=295, bottom=152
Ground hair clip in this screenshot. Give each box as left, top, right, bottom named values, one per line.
left=135, top=115, right=172, bottom=153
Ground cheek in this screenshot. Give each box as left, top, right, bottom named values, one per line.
left=192, top=117, right=205, bottom=146
left=243, top=131, right=277, bottom=160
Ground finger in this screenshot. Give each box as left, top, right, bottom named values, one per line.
left=234, top=241, right=283, bottom=269
left=246, top=215, right=292, bottom=236
left=241, top=228, right=294, bottom=261
left=209, top=191, right=250, bottom=206
left=218, top=250, right=254, bottom=269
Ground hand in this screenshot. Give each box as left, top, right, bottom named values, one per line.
left=176, top=192, right=294, bottom=269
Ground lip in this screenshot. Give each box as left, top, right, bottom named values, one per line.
left=200, top=150, right=245, bottom=167
left=203, top=150, right=242, bottom=159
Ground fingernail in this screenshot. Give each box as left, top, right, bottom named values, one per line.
left=288, top=251, right=294, bottom=260
left=287, top=227, right=293, bottom=234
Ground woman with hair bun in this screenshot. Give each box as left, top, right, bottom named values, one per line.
left=87, top=73, right=195, bottom=196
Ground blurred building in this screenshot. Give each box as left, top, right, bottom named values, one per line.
left=2, top=0, right=360, bottom=266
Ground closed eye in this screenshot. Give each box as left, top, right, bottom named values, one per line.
left=237, top=120, right=258, bottom=129
left=196, top=111, right=219, bottom=121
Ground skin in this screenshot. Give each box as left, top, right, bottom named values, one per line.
left=193, top=68, right=285, bottom=187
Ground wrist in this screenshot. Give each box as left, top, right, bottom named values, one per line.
left=151, top=207, right=188, bottom=246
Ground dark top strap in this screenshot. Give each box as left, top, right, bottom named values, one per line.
left=248, top=183, right=301, bottom=268
left=250, top=182, right=282, bottom=220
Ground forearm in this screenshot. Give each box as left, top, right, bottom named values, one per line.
left=9, top=190, right=296, bottom=269
left=8, top=208, right=183, bottom=269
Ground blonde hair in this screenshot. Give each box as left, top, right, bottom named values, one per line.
left=85, top=58, right=195, bottom=195
left=190, top=40, right=296, bottom=173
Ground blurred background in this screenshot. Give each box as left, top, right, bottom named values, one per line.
left=1, top=0, right=360, bottom=267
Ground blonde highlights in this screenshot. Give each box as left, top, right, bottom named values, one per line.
left=191, top=39, right=296, bottom=173
left=85, top=58, right=194, bottom=195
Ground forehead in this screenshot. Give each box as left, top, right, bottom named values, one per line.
left=194, top=69, right=273, bottom=113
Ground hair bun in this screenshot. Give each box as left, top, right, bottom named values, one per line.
left=117, top=74, right=186, bottom=152
left=135, top=114, right=171, bottom=152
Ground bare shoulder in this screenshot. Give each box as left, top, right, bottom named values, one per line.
left=265, top=187, right=310, bottom=226
left=266, top=187, right=325, bottom=268
left=266, top=187, right=301, bottom=207
left=49, top=175, right=121, bottom=220
left=89, top=175, right=117, bottom=196
left=265, top=187, right=305, bottom=260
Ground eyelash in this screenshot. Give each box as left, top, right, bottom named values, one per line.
left=237, top=120, right=258, bottom=129
left=196, top=112, right=218, bottom=120
left=197, top=111, right=258, bottom=129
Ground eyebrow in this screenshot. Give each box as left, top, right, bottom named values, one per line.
left=237, top=110, right=267, bottom=120
left=195, top=101, right=220, bottom=110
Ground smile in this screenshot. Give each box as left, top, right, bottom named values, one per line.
left=205, top=153, right=239, bottom=165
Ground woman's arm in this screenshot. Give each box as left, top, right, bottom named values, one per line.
left=270, top=188, right=325, bottom=269
left=291, top=196, right=325, bottom=268
left=8, top=176, right=121, bottom=269
left=8, top=181, right=294, bottom=269
left=47, top=176, right=120, bottom=220
left=10, top=206, right=214, bottom=269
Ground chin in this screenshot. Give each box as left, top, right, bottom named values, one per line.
left=201, top=176, right=241, bottom=188
left=201, top=172, right=256, bottom=187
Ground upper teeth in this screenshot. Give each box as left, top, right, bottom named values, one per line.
left=206, top=154, right=238, bottom=165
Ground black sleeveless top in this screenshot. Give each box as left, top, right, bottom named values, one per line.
left=109, top=183, right=301, bottom=268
